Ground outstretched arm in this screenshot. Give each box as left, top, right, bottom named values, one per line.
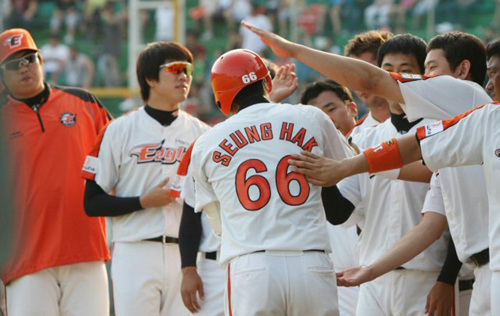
left=337, top=212, right=447, bottom=287
left=241, top=21, right=404, bottom=104
left=289, top=133, right=423, bottom=186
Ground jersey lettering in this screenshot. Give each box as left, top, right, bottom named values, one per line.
left=213, top=122, right=319, bottom=166
left=236, top=156, right=310, bottom=211
left=213, top=151, right=232, bottom=166
left=130, top=141, right=186, bottom=165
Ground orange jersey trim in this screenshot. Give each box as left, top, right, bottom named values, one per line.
left=345, top=113, right=368, bottom=138
left=416, top=103, right=493, bottom=141
left=169, top=140, right=198, bottom=198
left=390, top=72, right=435, bottom=83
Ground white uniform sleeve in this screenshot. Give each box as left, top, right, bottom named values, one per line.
left=397, top=75, right=492, bottom=122
left=421, top=172, right=446, bottom=216
left=337, top=174, right=362, bottom=210
left=318, top=110, right=354, bottom=160
left=191, top=135, right=222, bottom=235
left=420, top=108, right=486, bottom=171
left=181, top=170, right=195, bottom=208
left=93, top=125, right=121, bottom=193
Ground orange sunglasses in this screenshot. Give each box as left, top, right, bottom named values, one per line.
left=159, top=61, right=193, bottom=76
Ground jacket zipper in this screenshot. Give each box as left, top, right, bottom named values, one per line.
left=32, top=104, right=45, bottom=132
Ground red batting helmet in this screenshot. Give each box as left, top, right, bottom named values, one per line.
left=211, top=49, right=272, bottom=116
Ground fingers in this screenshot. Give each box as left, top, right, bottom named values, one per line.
left=190, top=291, right=201, bottom=311
left=181, top=291, right=198, bottom=313
left=275, top=65, right=285, bottom=79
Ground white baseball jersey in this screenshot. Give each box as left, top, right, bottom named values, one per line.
left=83, top=107, right=210, bottom=241
left=418, top=103, right=500, bottom=271
left=393, top=73, right=492, bottom=122
left=191, top=102, right=353, bottom=266
left=348, top=111, right=380, bottom=139
left=422, top=170, right=489, bottom=267
left=339, top=118, right=448, bottom=270
left=394, top=73, right=492, bottom=266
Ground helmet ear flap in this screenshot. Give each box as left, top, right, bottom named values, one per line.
left=211, top=49, right=271, bottom=116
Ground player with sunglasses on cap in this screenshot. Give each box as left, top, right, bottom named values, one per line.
left=82, top=41, right=210, bottom=316
left=0, top=28, right=112, bottom=315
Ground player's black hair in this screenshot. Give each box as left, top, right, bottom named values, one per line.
left=427, top=31, right=486, bottom=85
left=300, top=79, right=353, bottom=105
left=136, top=41, right=193, bottom=102
left=344, top=30, right=393, bottom=58
left=377, top=34, right=427, bottom=74
left=486, top=39, right=500, bottom=60
left=232, top=79, right=269, bottom=113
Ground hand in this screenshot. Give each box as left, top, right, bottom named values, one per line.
left=139, top=178, right=175, bottom=208
left=241, top=21, right=299, bottom=59
left=336, top=266, right=374, bottom=287
left=289, top=151, right=344, bottom=187
left=425, top=281, right=454, bottom=316
left=269, top=63, right=298, bottom=103
left=181, top=267, right=205, bottom=313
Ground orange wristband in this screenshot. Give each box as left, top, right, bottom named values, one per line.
left=363, top=138, right=404, bottom=174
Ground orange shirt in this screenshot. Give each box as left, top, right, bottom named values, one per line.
left=1, top=85, right=111, bottom=284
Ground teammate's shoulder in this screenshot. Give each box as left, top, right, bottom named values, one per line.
left=52, top=85, right=104, bottom=106
left=179, top=110, right=211, bottom=131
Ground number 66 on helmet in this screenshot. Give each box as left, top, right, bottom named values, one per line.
left=211, top=49, right=273, bottom=116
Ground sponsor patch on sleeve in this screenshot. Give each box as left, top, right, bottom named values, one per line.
left=424, top=121, right=444, bottom=137
left=81, top=156, right=99, bottom=180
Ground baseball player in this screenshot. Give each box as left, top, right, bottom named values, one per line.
left=82, top=41, right=210, bottom=316
left=178, top=62, right=299, bottom=316
left=0, top=28, right=111, bottom=315
left=300, top=79, right=360, bottom=316
left=343, top=30, right=393, bottom=134
left=252, top=24, right=491, bottom=314
left=300, top=102, right=500, bottom=315
left=486, top=39, right=500, bottom=102
left=300, top=79, right=358, bottom=136
left=190, top=48, right=354, bottom=315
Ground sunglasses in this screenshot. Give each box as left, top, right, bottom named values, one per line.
left=159, top=61, right=193, bottom=76
left=0, top=53, right=39, bottom=71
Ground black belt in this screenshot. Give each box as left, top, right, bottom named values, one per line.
left=144, top=236, right=179, bottom=243
left=470, top=248, right=489, bottom=267
left=205, top=251, right=217, bottom=260
left=459, top=279, right=474, bottom=292
left=253, top=249, right=325, bottom=254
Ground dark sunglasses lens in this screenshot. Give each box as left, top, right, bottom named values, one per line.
left=5, top=54, right=37, bottom=71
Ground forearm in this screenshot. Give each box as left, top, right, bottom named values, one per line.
left=437, top=239, right=462, bottom=286
left=179, top=203, right=202, bottom=268
left=84, top=180, right=143, bottom=216
left=368, top=213, right=447, bottom=279
left=398, top=161, right=432, bottom=183
left=292, top=44, right=403, bottom=103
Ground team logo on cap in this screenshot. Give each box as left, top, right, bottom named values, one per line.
left=495, top=148, right=500, bottom=157
left=60, top=112, right=77, bottom=127
left=3, top=34, right=24, bottom=49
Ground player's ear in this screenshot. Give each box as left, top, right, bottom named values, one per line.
left=348, top=101, right=358, bottom=117
left=145, top=77, right=157, bottom=88
left=456, top=59, right=472, bottom=81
